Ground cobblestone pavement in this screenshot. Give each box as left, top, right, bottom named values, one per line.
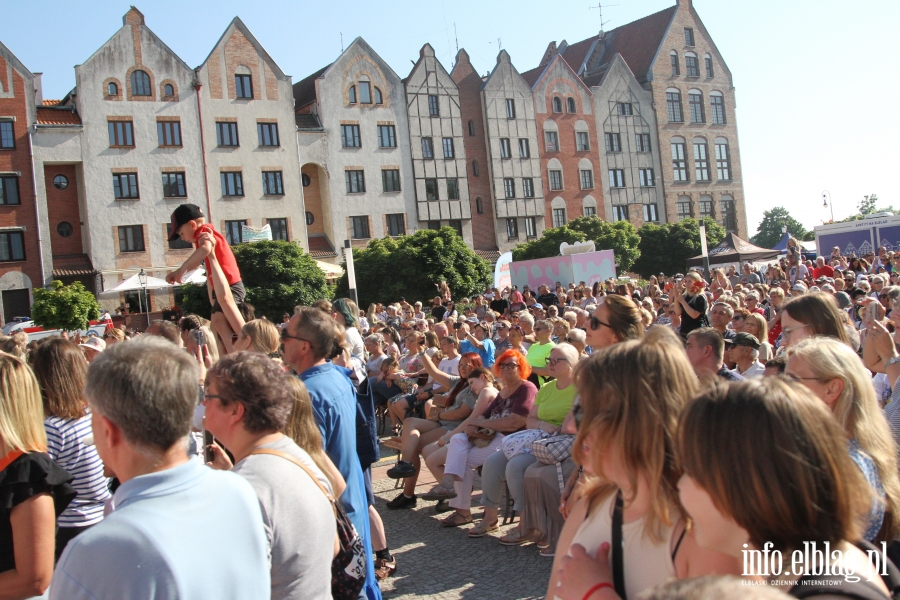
left=371, top=445, right=553, bottom=600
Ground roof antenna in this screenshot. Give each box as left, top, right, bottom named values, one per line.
left=340, top=32, right=344, bottom=53
left=454, top=23, right=459, bottom=55
left=589, top=2, right=618, bottom=33
left=497, top=37, right=502, bottom=50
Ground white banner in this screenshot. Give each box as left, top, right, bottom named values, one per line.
left=241, top=224, right=272, bottom=243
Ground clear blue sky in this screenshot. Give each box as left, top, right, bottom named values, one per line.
left=3, top=0, right=898, bottom=237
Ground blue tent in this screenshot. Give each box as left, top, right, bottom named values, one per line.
left=772, top=232, right=818, bottom=260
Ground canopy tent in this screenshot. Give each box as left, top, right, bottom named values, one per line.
left=314, top=260, right=343, bottom=280
left=771, top=232, right=818, bottom=259
left=99, top=273, right=173, bottom=295
left=686, top=233, right=781, bottom=268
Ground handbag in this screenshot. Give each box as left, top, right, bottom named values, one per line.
left=467, top=426, right=497, bottom=448
left=501, top=428, right=548, bottom=459
left=532, top=434, right=576, bottom=465
left=249, top=449, right=367, bottom=600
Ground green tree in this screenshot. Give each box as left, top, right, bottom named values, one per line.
left=631, top=219, right=726, bottom=278
left=177, top=241, right=333, bottom=320
left=31, top=280, right=101, bottom=331
left=512, top=216, right=641, bottom=272
left=334, top=227, right=492, bottom=306
left=750, top=207, right=807, bottom=249
left=838, top=193, right=895, bottom=222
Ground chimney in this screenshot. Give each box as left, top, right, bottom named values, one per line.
left=675, top=0, right=692, bottom=9
left=33, top=73, right=43, bottom=106
left=123, top=6, right=145, bottom=26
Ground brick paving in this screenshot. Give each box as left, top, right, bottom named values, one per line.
left=370, top=443, right=553, bottom=600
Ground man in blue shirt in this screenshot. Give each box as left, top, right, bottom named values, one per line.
left=458, top=319, right=496, bottom=368
left=283, top=307, right=382, bottom=600
left=51, top=337, right=269, bottom=600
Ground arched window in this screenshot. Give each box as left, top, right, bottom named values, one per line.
left=348, top=85, right=357, bottom=104
left=374, top=87, right=383, bottom=104
left=666, top=88, right=683, bottom=122
left=669, top=51, right=680, bottom=76
left=710, top=91, right=726, bottom=124
left=472, top=160, right=479, bottom=177
left=715, top=137, right=731, bottom=180
left=566, top=97, right=576, bottom=114
left=684, top=52, right=699, bottom=77
left=131, top=70, right=151, bottom=96
left=468, top=120, right=475, bottom=136
left=476, top=197, right=483, bottom=214
left=721, top=194, right=737, bottom=231
left=552, top=97, right=562, bottom=113
left=164, top=83, right=174, bottom=97
left=705, top=54, right=714, bottom=79
left=688, top=89, right=704, bottom=123
left=107, top=82, right=118, bottom=96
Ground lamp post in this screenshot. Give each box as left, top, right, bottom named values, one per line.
left=137, top=269, right=149, bottom=329
left=823, top=190, right=834, bottom=222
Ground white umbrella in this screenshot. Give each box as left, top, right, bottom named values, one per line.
left=100, top=273, right=173, bottom=295
left=181, top=268, right=207, bottom=285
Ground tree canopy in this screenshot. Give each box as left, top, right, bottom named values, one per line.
left=512, top=216, right=641, bottom=272
left=631, top=219, right=726, bottom=278
left=334, top=227, right=492, bottom=306
left=751, top=207, right=807, bottom=249
left=31, top=280, right=101, bottom=331
left=836, top=193, right=896, bottom=223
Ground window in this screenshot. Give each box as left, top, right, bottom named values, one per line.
left=350, top=216, right=370, bottom=239
left=715, top=140, right=731, bottom=180
left=505, top=99, right=516, bottom=119
left=163, top=84, right=174, bottom=97
left=677, top=201, right=692, bottom=220
left=472, top=160, right=479, bottom=176
left=476, top=197, right=483, bottom=214
left=522, top=178, right=534, bottom=198
left=157, top=121, right=182, bottom=147
left=468, top=120, right=475, bottom=136
left=525, top=217, right=536, bottom=238
left=427, top=220, right=440, bottom=230
left=386, top=214, right=406, bottom=236
left=722, top=198, right=737, bottom=231
left=108, top=120, right=134, bottom=147
left=545, top=131, right=559, bottom=152
left=518, top=138, right=530, bottom=158
left=113, top=173, right=139, bottom=199
left=671, top=140, right=688, bottom=181
left=442, top=137, right=455, bottom=159
left=53, top=175, right=68, bottom=190
left=580, top=170, right=594, bottom=189
left=107, top=82, right=118, bottom=96
left=604, top=132, right=621, bottom=152
left=643, top=203, right=660, bottom=223
left=345, top=170, right=365, bottom=193
left=617, top=102, right=633, bottom=116
left=705, top=56, right=714, bottom=79
left=428, top=95, right=439, bottom=116
left=235, top=74, right=253, bottom=99
left=635, top=133, right=651, bottom=152
left=694, top=141, right=710, bottom=181
left=685, top=55, right=700, bottom=77
left=567, top=98, right=576, bottom=114
left=131, top=70, right=151, bottom=96
left=700, top=198, right=713, bottom=219
left=221, top=172, right=244, bottom=196
left=670, top=52, right=680, bottom=76
left=422, top=137, right=434, bottom=159
left=506, top=218, right=519, bottom=240
left=225, top=220, right=246, bottom=244
left=576, top=131, right=590, bottom=152
left=167, top=222, right=193, bottom=249
left=359, top=82, right=371, bottom=104
left=348, top=85, right=357, bottom=104
left=382, top=169, right=401, bottom=192
left=0, top=177, right=20, bottom=205
left=378, top=125, right=396, bottom=148
left=262, top=171, right=284, bottom=196
left=162, top=172, right=186, bottom=197
left=425, top=178, right=439, bottom=200
left=583, top=206, right=596, bottom=217
left=500, top=138, right=511, bottom=159
left=0, top=122, right=13, bottom=148
left=268, top=218, right=288, bottom=241
left=118, top=225, right=144, bottom=253
left=341, top=124, right=361, bottom=148
left=374, top=87, right=383, bottom=104
left=553, top=208, right=566, bottom=228
left=216, top=122, right=239, bottom=147
left=612, top=205, right=629, bottom=222
left=639, top=169, right=655, bottom=187
left=258, top=123, right=280, bottom=146
left=449, top=220, right=462, bottom=237
left=503, top=178, right=515, bottom=199
left=549, top=170, right=563, bottom=191
left=447, top=178, right=460, bottom=200
left=689, top=91, right=705, bottom=123
left=608, top=169, right=625, bottom=188
left=552, top=97, right=562, bottom=113
left=711, top=93, right=726, bottom=124
left=684, top=27, right=695, bottom=46
left=666, top=90, right=683, bottom=122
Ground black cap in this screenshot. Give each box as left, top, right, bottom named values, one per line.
left=168, top=204, right=204, bottom=241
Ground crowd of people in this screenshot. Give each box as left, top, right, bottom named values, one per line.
left=5, top=240, right=900, bottom=598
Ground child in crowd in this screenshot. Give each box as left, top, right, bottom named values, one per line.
left=165, top=204, right=245, bottom=352
left=378, top=356, right=419, bottom=431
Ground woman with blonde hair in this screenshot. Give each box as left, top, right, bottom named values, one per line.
left=673, top=271, right=708, bottom=338
left=741, top=312, right=772, bottom=362
left=0, top=353, right=75, bottom=598
left=234, top=318, right=281, bottom=358
left=550, top=332, right=738, bottom=599
left=785, top=336, right=900, bottom=542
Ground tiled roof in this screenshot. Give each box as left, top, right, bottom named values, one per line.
left=293, top=64, right=330, bottom=110
left=474, top=250, right=501, bottom=263
left=520, top=65, right=544, bottom=87
left=52, top=254, right=96, bottom=277
left=36, top=106, right=81, bottom=125
left=559, top=37, right=597, bottom=75
left=590, top=6, right=676, bottom=83
left=42, top=99, right=62, bottom=106
left=295, top=113, right=322, bottom=130
left=307, top=235, right=336, bottom=258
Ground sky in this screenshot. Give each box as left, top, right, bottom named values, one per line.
left=3, top=0, right=898, bottom=236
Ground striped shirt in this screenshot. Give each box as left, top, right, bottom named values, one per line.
left=45, top=411, right=110, bottom=527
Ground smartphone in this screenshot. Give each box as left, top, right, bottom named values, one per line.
left=453, top=322, right=462, bottom=330
left=191, top=328, right=207, bottom=347
left=865, top=302, right=878, bottom=323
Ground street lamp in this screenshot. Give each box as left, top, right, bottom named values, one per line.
left=823, top=190, right=834, bottom=222
left=137, top=269, right=149, bottom=329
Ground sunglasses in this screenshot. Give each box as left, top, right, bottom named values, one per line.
left=280, top=329, right=311, bottom=344
left=589, top=316, right=611, bottom=330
